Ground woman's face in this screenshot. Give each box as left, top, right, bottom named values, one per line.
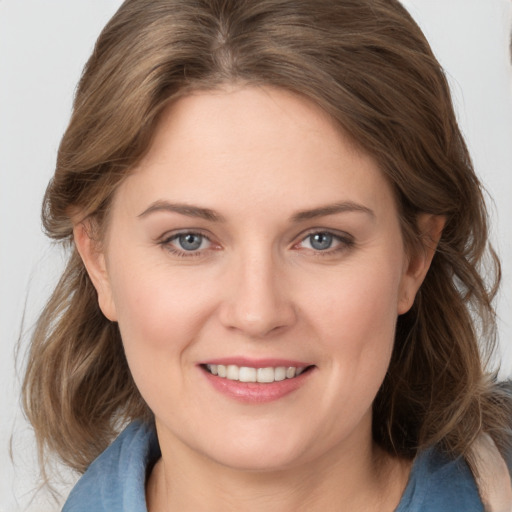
left=82, top=86, right=429, bottom=471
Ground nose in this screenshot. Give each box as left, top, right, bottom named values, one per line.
left=218, top=251, right=297, bottom=338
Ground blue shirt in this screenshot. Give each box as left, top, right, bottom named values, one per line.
left=62, top=421, right=484, bottom=511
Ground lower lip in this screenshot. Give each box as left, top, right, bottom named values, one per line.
left=201, top=367, right=313, bottom=404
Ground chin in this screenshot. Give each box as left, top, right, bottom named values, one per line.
left=190, top=421, right=327, bottom=473
left=204, top=444, right=308, bottom=473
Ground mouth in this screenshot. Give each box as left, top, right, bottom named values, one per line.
left=202, top=364, right=314, bottom=383
left=200, top=361, right=315, bottom=403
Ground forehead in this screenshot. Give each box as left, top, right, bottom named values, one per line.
left=113, top=86, right=396, bottom=220
left=147, top=85, right=361, bottom=164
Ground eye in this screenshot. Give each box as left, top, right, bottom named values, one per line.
left=160, top=231, right=213, bottom=256
left=295, top=230, right=354, bottom=254
left=174, top=233, right=208, bottom=251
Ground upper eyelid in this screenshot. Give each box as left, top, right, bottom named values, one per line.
left=293, top=228, right=354, bottom=243
left=159, top=228, right=212, bottom=242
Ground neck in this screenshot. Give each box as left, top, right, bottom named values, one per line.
left=146, top=423, right=411, bottom=512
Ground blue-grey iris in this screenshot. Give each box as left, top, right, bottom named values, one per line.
left=310, top=233, right=333, bottom=250
left=178, top=233, right=203, bottom=251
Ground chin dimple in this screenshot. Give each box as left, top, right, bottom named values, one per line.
left=205, top=364, right=307, bottom=383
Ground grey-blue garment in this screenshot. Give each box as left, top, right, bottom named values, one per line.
left=62, top=421, right=484, bottom=511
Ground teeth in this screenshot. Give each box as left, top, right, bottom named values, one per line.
left=205, top=364, right=307, bottom=383
left=226, top=365, right=239, bottom=380
left=274, top=367, right=286, bottom=381
left=256, top=367, right=274, bottom=383
left=239, top=367, right=257, bottom=382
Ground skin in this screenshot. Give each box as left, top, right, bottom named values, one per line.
left=75, top=86, right=443, bottom=511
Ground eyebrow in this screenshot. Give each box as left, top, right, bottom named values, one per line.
left=291, top=201, right=375, bottom=222
left=138, top=201, right=226, bottom=222
left=138, top=200, right=374, bottom=223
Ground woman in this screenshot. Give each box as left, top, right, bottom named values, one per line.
left=22, top=0, right=512, bottom=510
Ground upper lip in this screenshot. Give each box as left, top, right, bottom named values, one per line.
left=198, top=357, right=313, bottom=368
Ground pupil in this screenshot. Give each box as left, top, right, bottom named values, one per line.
left=179, top=233, right=202, bottom=251
left=310, top=233, right=332, bottom=250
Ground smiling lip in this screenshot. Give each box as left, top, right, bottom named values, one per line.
left=199, top=358, right=315, bottom=403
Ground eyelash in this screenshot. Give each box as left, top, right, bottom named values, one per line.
left=158, top=230, right=355, bottom=258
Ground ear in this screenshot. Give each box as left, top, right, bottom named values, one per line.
left=73, top=222, right=118, bottom=321
left=397, top=214, right=445, bottom=315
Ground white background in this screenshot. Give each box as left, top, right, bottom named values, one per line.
left=1, top=1, right=511, bottom=510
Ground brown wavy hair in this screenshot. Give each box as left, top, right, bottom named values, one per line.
left=23, top=0, right=511, bottom=476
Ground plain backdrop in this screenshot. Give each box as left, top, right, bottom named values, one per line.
left=1, top=1, right=511, bottom=510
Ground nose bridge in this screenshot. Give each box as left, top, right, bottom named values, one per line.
left=219, top=244, right=296, bottom=337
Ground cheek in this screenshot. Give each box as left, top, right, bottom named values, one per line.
left=310, top=261, right=401, bottom=340
left=105, top=244, right=211, bottom=370
left=112, top=268, right=212, bottom=348
left=108, top=262, right=217, bottom=413
left=305, top=255, right=403, bottom=385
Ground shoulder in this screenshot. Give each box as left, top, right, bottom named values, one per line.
left=62, top=421, right=160, bottom=512
left=396, top=447, right=484, bottom=512
left=471, top=434, right=512, bottom=512
left=397, top=437, right=512, bottom=512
